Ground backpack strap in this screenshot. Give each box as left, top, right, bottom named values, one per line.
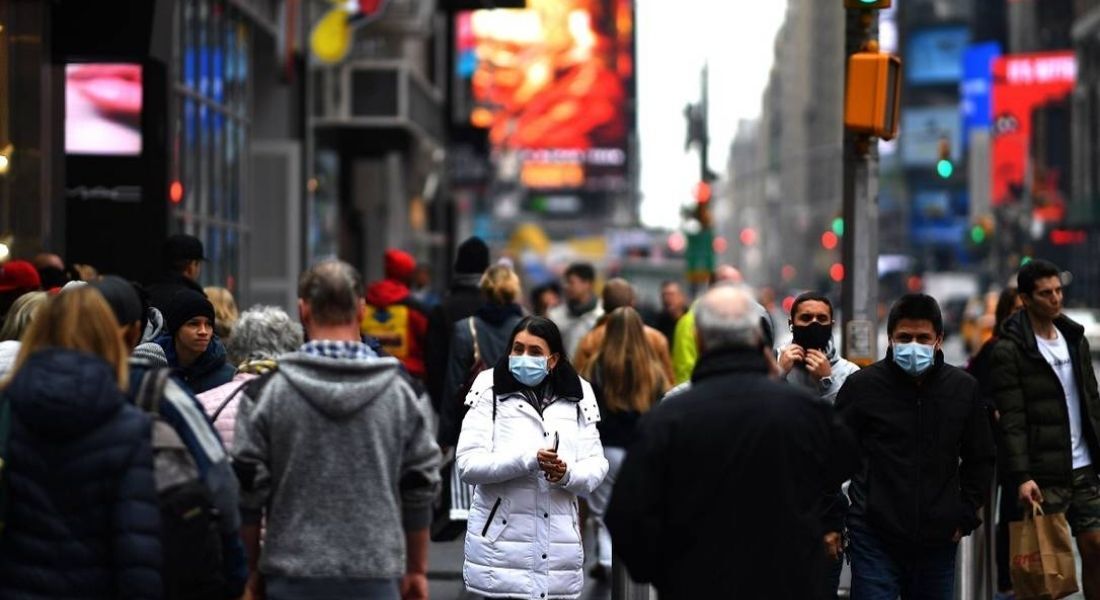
left=210, top=367, right=278, bottom=423
left=136, top=368, right=172, bottom=415
left=468, top=318, right=482, bottom=367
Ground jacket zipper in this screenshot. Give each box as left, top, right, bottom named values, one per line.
left=482, top=497, right=502, bottom=537
left=915, top=395, right=922, bottom=541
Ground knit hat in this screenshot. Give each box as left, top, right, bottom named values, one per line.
left=384, top=249, right=417, bottom=282
left=132, top=342, right=169, bottom=367
left=454, top=237, right=490, bottom=275
left=163, top=288, right=216, bottom=337
left=90, top=276, right=144, bottom=327
left=162, top=234, right=205, bottom=268
left=0, top=260, right=41, bottom=293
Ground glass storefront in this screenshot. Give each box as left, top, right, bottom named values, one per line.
left=172, top=0, right=251, bottom=291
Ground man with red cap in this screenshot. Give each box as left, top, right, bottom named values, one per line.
left=362, top=249, right=430, bottom=380
left=0, top=260, right=42, bottom=320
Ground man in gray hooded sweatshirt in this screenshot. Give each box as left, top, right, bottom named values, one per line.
left=233, top=260, right=442, bottom=600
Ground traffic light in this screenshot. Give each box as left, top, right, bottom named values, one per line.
left=845, top=0, right=891, bottom=7
left=694, top=181, right=712, bottom=205
left=936, top=137, right=954, bottom=179
left=844, top=43, right=902, bottom=140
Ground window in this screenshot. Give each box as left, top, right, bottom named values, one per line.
left=172, top=0, right=250, bottom=292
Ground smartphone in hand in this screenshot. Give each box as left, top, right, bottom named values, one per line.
left=553, top=431, right=560, bottom=452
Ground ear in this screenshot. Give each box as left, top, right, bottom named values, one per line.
left=298, top=299, right=311, bottom=328
left=548, top=353, right=560, bottom=371
left=356, top=298, right=367, bottom=325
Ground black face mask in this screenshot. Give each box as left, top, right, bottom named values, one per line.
left=792, top=322, right=832, bottom=352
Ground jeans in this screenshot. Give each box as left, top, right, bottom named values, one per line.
left=266, top=576, right=400, bottom=600
left=848, top=524, right=957, bottom=600
left=584, top=446, right=626, bottom=569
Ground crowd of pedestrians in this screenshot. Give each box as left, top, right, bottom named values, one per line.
left=0, top=233, right=1098, bottom=600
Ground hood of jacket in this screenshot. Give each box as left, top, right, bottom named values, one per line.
left=6, top=348, right=126, bottom=440
left=141, top=306, right=166, bottom=344
left=276, top=351, right=405, bottom=419
left=365, top=279, right=411, bottom=307
left=157, top=332, right=231, bottom=379
left=999, top=309, right=1085, bottom=360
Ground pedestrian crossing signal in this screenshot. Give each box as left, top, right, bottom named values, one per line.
left=845, top=46, right=902, bottom=140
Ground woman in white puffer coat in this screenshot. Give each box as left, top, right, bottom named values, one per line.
left=457, top=316, right=609, bottom=600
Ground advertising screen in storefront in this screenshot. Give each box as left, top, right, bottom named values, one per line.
left=65, top=63, right=143, bottom=155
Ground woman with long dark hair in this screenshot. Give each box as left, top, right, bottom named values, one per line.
left=580, top=306, right=670, bottom=579
left=457, top=316, right=608, bottom=599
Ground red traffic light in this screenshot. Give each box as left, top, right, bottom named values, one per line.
left=821, top=231, right=839, bottom=250
left=694, top=181, right=713, bottom=204
left=829, top=263, right=845, bottom=282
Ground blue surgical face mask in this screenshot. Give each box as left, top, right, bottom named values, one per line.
left=893, top=342, right=935, bottom=377
left=509, top=355, right=549, bottom=387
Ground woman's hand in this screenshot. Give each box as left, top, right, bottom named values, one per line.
left=537, top=449, right=568, bottom=482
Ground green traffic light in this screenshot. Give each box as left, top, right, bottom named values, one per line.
left=936, top=159, right=954, bottom=179
left=970, top=225, right=986, bottom=244
left=832, top=218, right=845, bottom=237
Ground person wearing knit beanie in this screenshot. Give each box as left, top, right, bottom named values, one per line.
left=384, top=249, right=417, bottom=283
left=454, top=237, right=490, bottom=275
left=156, top=288, right=235, bottom=394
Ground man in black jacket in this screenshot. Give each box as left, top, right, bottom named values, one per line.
left=146, top=234, right=206, bottom=313
left=992, top=259, right=1100, bottom=599
left=839, top=294, right=995, bottom=600
left=605, top=285, right=856, bottom=599
left=424, top=237, right=490, bottom=413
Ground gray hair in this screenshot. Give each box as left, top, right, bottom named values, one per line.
left=298, top=260, right=363, bottom=326
left=226, top=305, right=304, bottom=366
left=694, top=286, right=762, bottom=353
left=0, top=291, right=48, bottom=341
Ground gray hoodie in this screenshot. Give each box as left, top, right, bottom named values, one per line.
left=232, top=351, right=442, bottom=579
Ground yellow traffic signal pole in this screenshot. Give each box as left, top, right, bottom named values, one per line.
left=841, top=7, right=882, bottom=367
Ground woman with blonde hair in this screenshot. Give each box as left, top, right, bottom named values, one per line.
left=580, top=306, right=670, bottom=579
left=0, top=291, right=48, bottom=378
left=204, top=286, right=239, bottom=341
left=0, top=286, right=162, bottom=597
left=439, top=264, right=526, bottom=448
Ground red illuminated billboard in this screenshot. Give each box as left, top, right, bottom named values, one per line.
left=991, top=52, right=1075, bottom=208
left=454, top=0, right=633, bottom=190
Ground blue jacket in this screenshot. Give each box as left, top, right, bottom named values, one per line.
left=156, top=334, right=236, bottom=395
left=0, top=349, right=163, bottom=599
left=129, top=359, right=249, bottom=597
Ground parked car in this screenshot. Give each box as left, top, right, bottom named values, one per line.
left=1063, top=308, right=1100, bottom=356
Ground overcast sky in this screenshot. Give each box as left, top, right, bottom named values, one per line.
left=635, top=0, right=788, bottom=228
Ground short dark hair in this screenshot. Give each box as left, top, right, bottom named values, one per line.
left=298, top=260, right=364, bottom=326
left=660, top=280, right=681, bottom=290
left=564, top=263, right=596, bottom=283
left=887, top=293, right=943, bottom=336
left=507, top=316, right=567, bottom=361
left=790, top=292, right=833, bottom=319
left=1017, top=259, right=1061, bottom=296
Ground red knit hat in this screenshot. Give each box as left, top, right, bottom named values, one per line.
left=384, top=249, right=416, bottom=282
left=0, top=260, right=42, bottom=293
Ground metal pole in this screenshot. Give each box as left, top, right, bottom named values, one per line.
left=841, top=9, right=879, bottom=366
left=700, top=63, right=710, bottom=182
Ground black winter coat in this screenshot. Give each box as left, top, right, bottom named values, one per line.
left=425, top=275, right=485, bottom=412
left=0, top=349, right=162, bottom=599
left=605, top=349, right=856, bottom=600
left=992, top=311, right=1100, bottom=488
left=838, top=350, right=996, bottom=548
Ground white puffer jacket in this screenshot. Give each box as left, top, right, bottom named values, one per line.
left=457, top=365, right=608, bottom=600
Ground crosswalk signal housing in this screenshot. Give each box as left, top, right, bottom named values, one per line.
left=844, top=0, right=891, bottom=8
left=845, top=46, right=901, bottom=140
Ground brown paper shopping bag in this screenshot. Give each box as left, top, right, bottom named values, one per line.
left=1009, top=502, right=1079, bottom=600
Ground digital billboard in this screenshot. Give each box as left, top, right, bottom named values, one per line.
left=65, top=63, right=143, bottom=155
left=991, top=51, right=1076, bottom=206
left=899, top=106, right=962, bottom=167
left=907, top=26, right=970, bottom=85
left=454, top=0, right=633, bottom=191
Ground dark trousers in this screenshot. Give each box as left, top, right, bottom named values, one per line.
left=849, top=525, right=958, bottom=600
left=824, top=552, right=844, bottom=600
left=266, top=576, right=400, bottom=600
